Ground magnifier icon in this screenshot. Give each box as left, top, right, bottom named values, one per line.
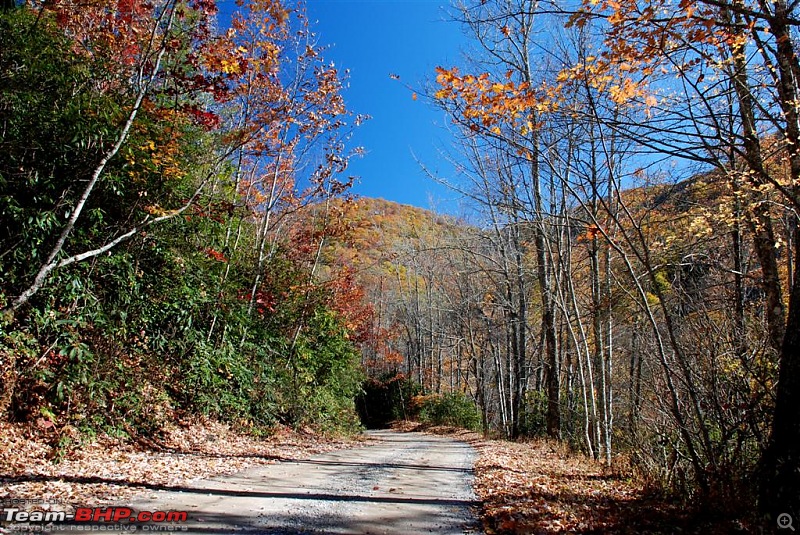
left=779, top=513, right=795, bottom=531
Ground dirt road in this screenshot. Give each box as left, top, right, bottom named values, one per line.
left=129, top=430, right=481, bottom=534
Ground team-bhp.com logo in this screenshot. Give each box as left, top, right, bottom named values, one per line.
left=2, top=507, right=189, bottom=531
left=4, top=508, right=187, bottom=523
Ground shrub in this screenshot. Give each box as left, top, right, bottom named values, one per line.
left=520, top=389, right=548, bottom=438
left=416, top=392, right=481, bottom=430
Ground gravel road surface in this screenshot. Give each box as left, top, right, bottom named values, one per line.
left=129, top=430, right=481, bottom=534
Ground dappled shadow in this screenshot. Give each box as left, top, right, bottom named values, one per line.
left=479, top=463, right=525, bottom=474
left=291, top=457, right=473, bottom=474
left=3, top=477, right=481, bottom=534
left=482, top=478, right=751, bottom=534
left=134, top=448, right=290, bottom=462
left=2, top=430, right=481, bottom=534
left=201, top=501, right=480, bottom=534
left=555, top=471, right=629, bottom=482
left=0, top=473, right=478, bottom=508
left=53, top=506, right=483, bottom=534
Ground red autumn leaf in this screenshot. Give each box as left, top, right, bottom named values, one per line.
left=204, top=248, right=228, bottom=263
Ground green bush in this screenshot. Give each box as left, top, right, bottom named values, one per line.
left=277, top=309, right=365, bottom=434
left=520, top=389, right=548, bottom=438
left=417, top=392, right=480, bottom=430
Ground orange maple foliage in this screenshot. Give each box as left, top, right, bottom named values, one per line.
left=434, top=66, right=554, bottom=136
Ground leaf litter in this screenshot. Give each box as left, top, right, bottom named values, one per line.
left=394, top=422, right=752, bottom=534
left=0, top=417, right=363, bottom=511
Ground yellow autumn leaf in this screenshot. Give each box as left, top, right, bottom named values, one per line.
left=221, top=59, right=241, bottom=75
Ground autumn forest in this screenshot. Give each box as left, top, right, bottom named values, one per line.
left=1, top=0, right=800, bottom=530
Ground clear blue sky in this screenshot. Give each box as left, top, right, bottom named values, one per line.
left=304, top=0, right=466, bottom=213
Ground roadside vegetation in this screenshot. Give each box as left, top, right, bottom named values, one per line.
left=1, top=0, right=366, bottom=448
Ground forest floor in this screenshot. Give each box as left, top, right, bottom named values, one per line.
left=393, top=422, right=757, bottom=534
left=0, top=417, right=363, bottom=509
left=1, top=419, right=758, bottom=534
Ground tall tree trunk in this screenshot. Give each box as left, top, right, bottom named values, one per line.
left=511, top=222, right=528, bottom=438
left=759, top=226, right=800, bottom=520
left=752, top=0, right=800, bottom=519
left=528, top=132, right=560, bottom=439
left=724, top=3, right=785, bottom=351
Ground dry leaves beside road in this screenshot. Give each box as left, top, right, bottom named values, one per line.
left=472, top=437, right=662, bottom=534
left=399, top=423, right=752, bottom=534
left=0, top=418, right=361, bottom=508
left=470, top=437, right=757, bottom=534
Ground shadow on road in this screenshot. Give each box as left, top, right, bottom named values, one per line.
left=0, top=473, right=478, bottom=508
left=291, top=457, right=473, bottom=473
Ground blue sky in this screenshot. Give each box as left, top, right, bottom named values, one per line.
left=304, top=0, right=466, bottom=212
